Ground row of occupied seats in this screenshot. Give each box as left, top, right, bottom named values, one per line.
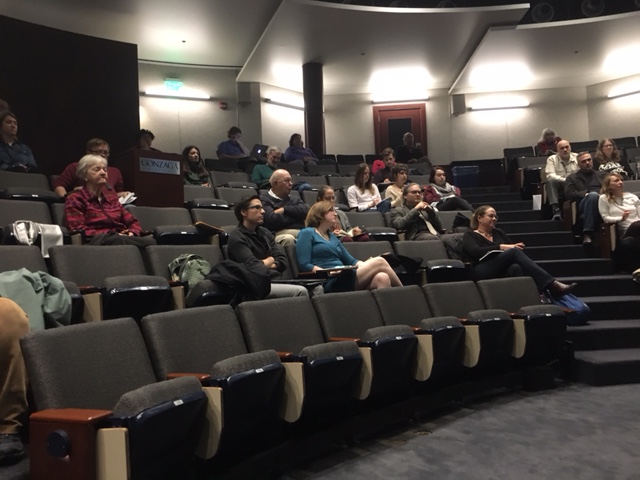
left=22, top=279, right=566, bottom=478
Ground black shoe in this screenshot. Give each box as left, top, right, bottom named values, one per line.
left=552, top=211, right=562, bottom=221
left=548, top=280, right=577, bottom=296
left=0, top=434, right=25, bottom=466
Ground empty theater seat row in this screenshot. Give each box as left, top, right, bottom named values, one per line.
left=22, top=281, right=567, bottom=479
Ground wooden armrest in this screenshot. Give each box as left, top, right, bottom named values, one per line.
left=31, top=408, right=112, bottom=424
left=166, top=372, right=211, bottom=382
left=328, top=336, right=360, bottom=342
left=277, top=351, right=294, bottom=359
left=560, top=306, right=576, bottom=314
left=411, top=326, right=422, bottom=333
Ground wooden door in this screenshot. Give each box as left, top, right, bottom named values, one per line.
left=372, top=103, right=427, bottom=156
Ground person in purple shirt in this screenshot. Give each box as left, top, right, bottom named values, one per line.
left=283, top=133, right=317, bottom=166
left=217, top=126, right=250, bottom=160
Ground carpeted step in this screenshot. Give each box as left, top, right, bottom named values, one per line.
left=525, top=245, right=594, bottom=261
left=500, top=220, right=566, bottom=234
left=463, top=192, right=522, bottom=204
left=490, top=200, right=532, bottom=212
left=582, top=295, right=640, bottom=321
left=558, top=275, right=639, bottom=297
left=498, top=210, right=544, bottom=222
left=536, top=258, right=614, bottom=277
left=574, top=348, right=640, bottom=386
left=567, top=320, right=640, bottom=351
left=510, top=231, right=574, bottom=246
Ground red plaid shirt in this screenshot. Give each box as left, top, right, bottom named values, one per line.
left=64, top=188, right=142, bottom=236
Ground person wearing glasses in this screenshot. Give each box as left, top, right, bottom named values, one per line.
left=53, top=138, right=129, bottom=198
left=595, top=138, right=632, bottom=179
left=296, top=201, right=402, bottom=292
left=227, top=195, right=308, bottom=298
left=462, top=205, right=576, bottom=295
left=545, top=139, right=578, bottom=220
left=389, top=183, right=446, bottom=241
left=0, top=111, right=38, bottom=173
left=317, top=186, right=369, bottom=243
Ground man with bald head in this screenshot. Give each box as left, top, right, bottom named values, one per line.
left=545, top=139, right=578, bottom=220
left=260, top=169, right=309, bottom=245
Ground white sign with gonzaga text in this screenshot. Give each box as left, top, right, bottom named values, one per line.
left=139, top=157, right=180, bottom=175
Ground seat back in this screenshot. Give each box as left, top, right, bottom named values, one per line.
left=337, top=154, right=365, bottom=165
left=190, top=208, right=238, bottom=230
left=343, top=240, right=393, bottom=260
left=437, top=210, right=472, bottom=233
left=216, top=187, right=257, bottom=206
left=50, top=202, right=66, bottom=227
left=141, top=305, right=249, bottom=380
left=570, top=140, right=598, bottom=152
left=0, top=171, right=53, bottom=192
left=0, top=245, right=47, bottom=272
left=372, top=285, right=432, bottom=327
left=21, top=317, right=157, bottom=410
left=307, top=164, right=337, bottom=175
left=144, top=244, right=223, bottom=279
left=49, top=245, right=147, bottom=286
left=423, top=280, right=485, bottom=318
left=312, top=290, right=385, bottom=339
left=0, top=198, right=52, bottom=225
left=393, top=240, right=447, bottom=265
left=127, top=206, right=193, bottom=231
left=612, top=137, right=637, bottom=149
left=345, top=211, right=386, bottom=229
left=504, top=146, right=535, bottom=159
left=237, top=296, right=326, bottom=354
left=476, top=277, right=541, bottom=312
left=209, top=171, right=250, bottom=186
left=338, top=164, right=358, bottom=176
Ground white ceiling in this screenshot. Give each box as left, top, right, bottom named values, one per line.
left=2, top=0, right=640, bottom=96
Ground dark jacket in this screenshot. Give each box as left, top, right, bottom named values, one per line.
left=227, top=224, right=288, bottom=279
left=389, top=204, right=445, bottom=240
left=205, top=260, right=271, bottom=307
left=260, top=191, right=309, bottom=231
left=565, top=169, right=606, bottom=202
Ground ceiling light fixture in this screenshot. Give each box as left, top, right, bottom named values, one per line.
left=371, top=97, right=429, bottom=105
left=608, top=82, right=640, bottom=99
left=142, top=88, right=211, bottom=100
left=468, top=95, right=530, bottom=111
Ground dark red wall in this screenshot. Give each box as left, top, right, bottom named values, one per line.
left=0, top=15, right=140, bottom=176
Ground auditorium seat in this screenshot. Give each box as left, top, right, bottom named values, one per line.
left=344, top=211, right=398, bottom=242
left=0, top=170, right=59, bottom=204
left=0, top=199, right=54, bottom=244
left=312, top=291, right=419, bottom=398
left=209, top=170, right=251, bottom=187
left=237, top=296, right=364, bottom=420
left=393, top=240, right=467, bottom=283
left=336, top=154, right=364, bottom=165
left=307, top=164, right=337, bottom=176
left=127, top=205, right=210, bottom=245
left=477, top=277, right=567, bottom=366
left=343, top=240, right=393, bottom=260
left=141, top=306, right=286, bottom=462
left=49, top=245, right=173, bottom=321
left=338, top=164, right=358, bottom=176
left=216, top=186, right=257, bottom=206
left=21, top=318, right=208, bottom=480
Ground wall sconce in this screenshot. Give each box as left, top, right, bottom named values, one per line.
left=467, top=96, right=530, bottom=111
left=608, top=84, right=640, bottom=99
left=371, top=97, right=429, bottom=105
left=263, top=98, right=305, bottom=111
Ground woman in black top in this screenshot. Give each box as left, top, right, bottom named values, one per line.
left=462, top=205, right=576, bottom=295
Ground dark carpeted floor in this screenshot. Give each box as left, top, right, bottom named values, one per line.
left=282, top=384, right=640, bottom=480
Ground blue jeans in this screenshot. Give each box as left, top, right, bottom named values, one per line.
left=578, top=192, right=600, bottom=232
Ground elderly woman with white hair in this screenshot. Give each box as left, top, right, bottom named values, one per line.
left=535, top=127, right=562, bottom=156
left=64, top=154, right=155, bottom=246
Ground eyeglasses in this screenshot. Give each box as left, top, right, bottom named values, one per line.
left=246, top=205, right=263, bottom=211
left=407, top=190, right=422, bottom=194
left=603, top=144, right=614, bottom=148
left=90, top=149, right=110, bottom=157
left=324, top=195, right=336, bottom=200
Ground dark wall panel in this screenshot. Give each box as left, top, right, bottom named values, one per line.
left=0, top=15, right=139, bottom=176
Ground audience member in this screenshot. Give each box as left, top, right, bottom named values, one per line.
left=217, top=126, right=250, bottom=160
left=260, top=169, right=309, bottom=245
left=0, top=111, right=38, bottom=172
left=424, top=166, right=473, bottom=211
left=296, top=201, right=402, bottom=292
left=596, top=138, right=632, bottom=179
left=565, top=152, right=605, bottom=244
left=0, top=298, right=29, bottom=466
left=64, top=154, right=156, bottom=246
left=0, top=98, right=9, bottom=111
left=181, top=145, right=210, bottom=186
left=545, top=139, right=578, bottom=220
left=53, top=138, right=127, bottom=198
left=384, top=164, right=409, bottom=208
left=373, top=148, right=396, bottom=184
left=227, top=195, right=308, bottom=298
left=462, top=205, right=576, bottom=295
left=135, top=129, right=160, bottom=151
left=396, top=132, right=428, bottom=164
left=252, top=146, right=281, bottom=189
left=347, top=163, right=392, bottom=213
left=283, top=133, right=318, bottom=165
left=317, top=186, right=369, bottom=243
left=390, top=183, right=446, bottom=241
left=535, top=127, right=562, bottom=156
left=599, top=173, right=640, bottom=272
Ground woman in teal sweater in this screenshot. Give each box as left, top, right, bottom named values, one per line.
left=296, top=201, right=402, bottom=292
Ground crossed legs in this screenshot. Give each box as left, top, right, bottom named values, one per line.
left=355, top=256, right=403, bottom=290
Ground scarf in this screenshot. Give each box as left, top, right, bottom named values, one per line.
left=430, top=182, right=457, bottom=200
